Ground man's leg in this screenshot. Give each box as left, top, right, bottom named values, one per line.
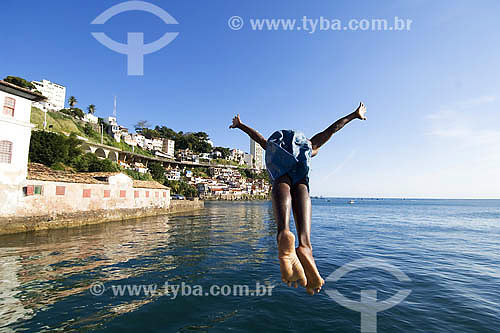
left=272, top=175, right=292, bottom=236
left=272, top=175, right=307, bottom=288
left=291, top=179, right=324, bottom=295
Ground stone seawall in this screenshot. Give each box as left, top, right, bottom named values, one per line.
left=0, top=199, right=204, bottom=236
left=167, top=199, right=205, bottom=214
left=203, top=194, right=270, bottom=201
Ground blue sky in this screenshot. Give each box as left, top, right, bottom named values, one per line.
left=2, top=0, right=500, bottom=198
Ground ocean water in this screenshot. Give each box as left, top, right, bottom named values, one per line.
left=0, top=199, right=499, bottom=332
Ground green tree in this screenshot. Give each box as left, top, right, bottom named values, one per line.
left=148, top=162, right=166, bottom=183
left=175, top=132, right=212, bottom=153
left=29, top=131, right=82, bottom=166
left=164, top=180, right=197, bottom=197
left=83, top=123, right=94, bottom=136
left=87, top=104, right=96, bottom=114
left=29, top=131, right=123, bottom=172
left=73, top=153, right=120, bottom=172
left=213, top=146, right=230, bottom=159
left=4, top=76, right=36, bottom=90
left=141, top=128, right=159, bottom=139
left=192, top=167, right=209, bottom=178
left=123, top=169, right=153, bottom=181
left=59, top=108, right=73, bottom=116
left=145, top=125, right=213, bottom=154
left=72, top=108, right=85, bottom=119
left=68, top=96, right=77, bottom=108
left=66, top=133, right=83, bottom=161
left=154, top=125, right=177, bottom=140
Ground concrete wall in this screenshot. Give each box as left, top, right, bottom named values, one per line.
left=168, top=198, right=204, bottom=214
left=0, top=198, right=204, bottom=236
left=14, top=174, right=170, bottom=217
left=0, top=174, right=207, bottom=235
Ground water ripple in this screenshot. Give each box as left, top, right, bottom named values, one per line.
left=0, top=199, right=499, bottom=332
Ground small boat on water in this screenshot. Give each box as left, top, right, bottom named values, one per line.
left=348, top=200, right=355, bottom=204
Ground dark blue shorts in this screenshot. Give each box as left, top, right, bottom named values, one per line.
left=265, top=129, right=312, bottom=188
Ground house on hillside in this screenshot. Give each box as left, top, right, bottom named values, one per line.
left=103, top=116, right=121, bottom=142
left=83, top=113, right=98, bottom=124
left=162, top=139, right=175, bottom=157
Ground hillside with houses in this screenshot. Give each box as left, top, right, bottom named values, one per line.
left=5, top=76, right=271, bottom=199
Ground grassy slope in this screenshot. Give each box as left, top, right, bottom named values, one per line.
left=31, top=107, right=81, bottom=134
left=30, top=108, right=153, bottom=157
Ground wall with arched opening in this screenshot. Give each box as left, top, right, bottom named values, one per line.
left=107, top=151, right=118, bottom=162
left=94, top=148, right=106, bottom=159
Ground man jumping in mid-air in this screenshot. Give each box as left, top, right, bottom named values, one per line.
left=230, top=102, right=367, bottom=295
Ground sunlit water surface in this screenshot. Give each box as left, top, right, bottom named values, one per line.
left=0, top=199, right=499, bottom=332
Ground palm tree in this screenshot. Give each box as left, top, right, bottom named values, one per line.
left=87, top=104, right=96, bottom=114
left=68, top=96, right=77, bottom=109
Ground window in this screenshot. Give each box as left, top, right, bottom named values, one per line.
left=0, top=141, right=12, bottom=164
left=24, top=185, right=43, bottom=196
left=24, top=185, right=34, bottom=196
left=3, top=97, right=15, bottom=117
left=56, top=186, right=66, bottom=195
left=34, top=185, right=43, bottom=195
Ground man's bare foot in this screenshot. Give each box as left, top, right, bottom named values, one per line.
left=296, top=245, right=325, bottom=295
left=278, top=230, right=307, bottom=288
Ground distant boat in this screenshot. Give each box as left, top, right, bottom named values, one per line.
left=348, top=200, right=355, bottom=204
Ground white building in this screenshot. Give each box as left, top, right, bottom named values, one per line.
left=229, top=148, right=244, bottom=163
left=83, top=113, right=98, bottom=124
left=199, top=152, right=211, bottom=161
left=122, top=132, right=137, bottom=147
left=103, top=116, right=121, bottom=142
left=152, top=138, right=163, bottom=151
left=162, top=139, right=175, bottom=157
left=143, top=138, right=153, bottom=150
left=142, top=137, right=163, bottom=151
left=31, top=79, right=66, bottom=111
left=166, top=169, right=180, bottom=181
left=0, top=80, right=46, bottom=215
left=250, top=138, right=265, bottom=170
left=176, top=148, right=192, bottom=161
left=132, top=133, right=145, bottom=148
left=243, top=152, right=253, bottom=167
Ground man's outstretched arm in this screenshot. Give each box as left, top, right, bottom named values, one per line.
left=309, top=102, right=367, bottom=157
left=229, top=114, right=267, bottom=150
